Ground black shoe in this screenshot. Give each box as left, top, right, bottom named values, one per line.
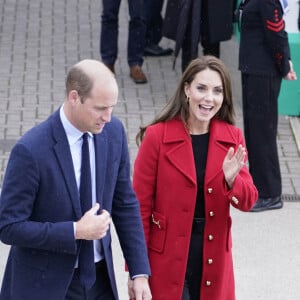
left=250, top=196, right=283, bottom=212
left=144, top=44, right=173, bottom=56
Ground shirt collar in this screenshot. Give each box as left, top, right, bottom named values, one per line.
left=59, top=105, right=91, bottom=146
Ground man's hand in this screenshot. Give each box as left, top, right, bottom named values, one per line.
left=284, top=60, right=297, bottom=80
left=128, top=276, right=152, bottom=300
left=75, top=203, right=111, bottom=240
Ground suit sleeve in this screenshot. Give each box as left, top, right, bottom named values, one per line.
left=110, top=123, right=151, bottom=277
left=260, top=0, right=291, bottom=76
left=0, top=144, right=76, bottom=254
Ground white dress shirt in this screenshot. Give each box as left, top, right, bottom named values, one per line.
left=59, top=105, right=103, bottom=263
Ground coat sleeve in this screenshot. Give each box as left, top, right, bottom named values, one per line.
left=260, top=0, right=291, bottom=76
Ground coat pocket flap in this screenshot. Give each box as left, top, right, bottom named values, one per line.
left=149, top=211, right=167, bottom=253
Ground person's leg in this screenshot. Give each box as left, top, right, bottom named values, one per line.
left=242, top=73, right=282, bottom=199
left=200, top=0, right=220, bottom=58
left=143, top=0, right=173, bottom=56
left=181, top=281, right=190, bottom=300
left=87, top=260, right=115, bottom=300
left=145, top=0, right=164, bottom=46
left=127, top=0, right=146, bottom=67
left=201, top=40, right=220, bottom=58
left=65, top=261, right=115, bottom=300
left=184, top=220, right=204, bottom=300
left=127, top=0, right=147, bottom=83
left=181, top=30, right=198, bottom=73
left=181, top=1, right=200, bottom=72
left=100, top=0, right=121, bottom=66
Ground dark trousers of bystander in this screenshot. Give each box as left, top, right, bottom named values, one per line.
left=143, top=0, right=164, bottom=47
left=100, top=0, right=146, bottom=67
left=242, top=73, right=282, bottom=199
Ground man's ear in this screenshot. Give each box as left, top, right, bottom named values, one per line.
left=68, top=90, right=80, bottom=104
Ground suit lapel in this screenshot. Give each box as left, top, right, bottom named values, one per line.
left=51, top=110, right=82, bottom=219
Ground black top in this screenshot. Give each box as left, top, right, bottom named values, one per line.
left=191, top=133, right=209, bottom=218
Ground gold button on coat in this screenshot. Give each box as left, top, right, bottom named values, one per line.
left=205, top=281, right=211, bottom=286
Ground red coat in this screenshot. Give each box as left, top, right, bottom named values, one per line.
left=133, top=118, right=258, bottom=300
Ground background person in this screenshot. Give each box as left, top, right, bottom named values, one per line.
left=129, top=56, right=258, bottom=299
left=239, top=0, right=297, bottom=212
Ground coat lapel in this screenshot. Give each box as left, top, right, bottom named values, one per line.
left=163, top=119, right=238, bottom=186
left=164, top=119, right=197, bottom=185
left=51, top=110, right=82, bottom=219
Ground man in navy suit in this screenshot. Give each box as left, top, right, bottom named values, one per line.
left=0, top=59, right=151, bottom=300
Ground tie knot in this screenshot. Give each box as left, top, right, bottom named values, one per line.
left=82, top=132, right=89, bottom=142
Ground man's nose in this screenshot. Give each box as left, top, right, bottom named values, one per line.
left=101, top=108, right=112, bottom=122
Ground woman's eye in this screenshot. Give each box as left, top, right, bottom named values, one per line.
left=197, top=86, right=206, bottom=91
left=214, top=88, right=223, bottom=94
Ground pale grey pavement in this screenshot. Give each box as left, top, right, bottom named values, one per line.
left=0, top=1, right=300, bottom=299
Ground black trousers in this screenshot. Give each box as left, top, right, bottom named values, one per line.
left=181, top=218, right=205, bottom=300
left=65, top=260, right=115, bottom=300
left=143, top=0, right=164, bottom=46
left=181, top=0, right=221, bottom=72
left=241, top=73, right=282, bottom=198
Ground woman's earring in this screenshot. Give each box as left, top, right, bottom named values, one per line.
left=186, top=95, right=190, bottom=104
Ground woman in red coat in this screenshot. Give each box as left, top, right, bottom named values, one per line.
left=129, top=56, right=258, bottom=300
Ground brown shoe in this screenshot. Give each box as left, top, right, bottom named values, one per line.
left=130, top=65, right=147, bottom=84
left=104, top=64, right=115, bottom=74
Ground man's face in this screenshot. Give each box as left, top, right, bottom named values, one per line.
left=73, top=80, right=118, bottom=134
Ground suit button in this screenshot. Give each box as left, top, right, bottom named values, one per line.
left=208, top=188, right=213, bottom=194
left=208, top=258, right=213, bottom=264
left=205, top=280, right=211, bottom=286
left=208, top=234, right=213, bottom=241
left=209, top=211, right=214, bottom=217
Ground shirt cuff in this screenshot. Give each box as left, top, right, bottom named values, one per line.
left=131, top=274, right=149, bottom=280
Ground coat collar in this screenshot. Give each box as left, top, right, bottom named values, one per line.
left=162, top=118, right=238, bottom=185
left=163, top=118, right=236, bottom=145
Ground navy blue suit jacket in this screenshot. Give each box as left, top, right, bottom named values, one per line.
left=0, top=109, right=150, bottom=300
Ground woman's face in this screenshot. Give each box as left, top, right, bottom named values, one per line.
left=184, top=68, right=224, bottom=133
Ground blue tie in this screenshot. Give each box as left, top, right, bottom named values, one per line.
left=78, top=133, right=96, bottom=290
